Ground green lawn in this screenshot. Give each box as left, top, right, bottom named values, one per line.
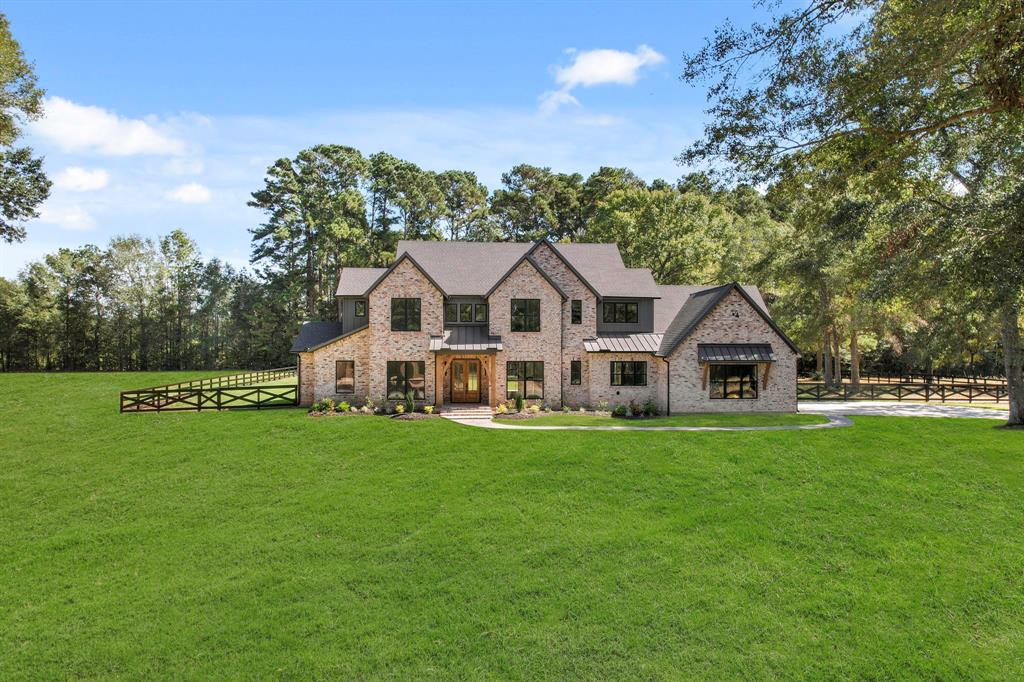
left=2, top=372, right=1023, bottom=679
left=495, top=412, right=829, bottom=427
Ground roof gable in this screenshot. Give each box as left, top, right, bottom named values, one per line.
left=656, top=283, right=798, bottom=357
left=396, top=240, right=531, bottom=296
left=363, top=251, right=447, bottom=297
left=484, top=252, right=568, bottom=300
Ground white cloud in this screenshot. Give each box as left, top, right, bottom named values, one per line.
left=33, top=96, right=186, bottom=156
left=166, top=182, right=212, bottom=204
left=542, top=45, right=665, bottom=114
left=53, top=166, right=110, bottom=191
left=39, top=204, right=96, bottom=231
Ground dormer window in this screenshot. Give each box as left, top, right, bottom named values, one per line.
left=603, top=301, right=638, bottom=324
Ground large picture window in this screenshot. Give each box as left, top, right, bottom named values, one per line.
left=602, top=301, right=638, bottom=324
left=511, top=299, right=540, bottom=332
left=571, top=299, right=582, bottom=324
left=507, top=361, right=544, bottom=400
left=709, top=364, right=758, bottom=399
left=610, top=361, right=647, bottom=386
left=335, top=360, right=354, bottom=394
left=387, top=361, right=426, bottom=400
left=391, top=298, right=421, bottom=331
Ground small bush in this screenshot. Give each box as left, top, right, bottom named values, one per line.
left=360, top=405, right=371, bottom=414
left=528, top=404, right=540, bottom=413
left=311, top=398, right=335, bottom=413
left=496, top=403, right=509, bottom=414
left=579, top=406, right=587, bottom=413
left=596, top=400, right=609, bottom=412
left=338, top=401, right=350, bottom=412
left=612, top=404, right=628, bottom=417
left=423, top=405, right=434, bottom=414
left=515, top=394, right=525, bottom=412
left=642, top=398, right=657, bottom=417
left=395, top=402, right=406, bottom=414
left=562, top=405, right=572, bottom=413
left=404, top=391, right=415, bottom=415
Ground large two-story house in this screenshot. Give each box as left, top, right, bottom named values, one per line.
left=291, top=240, right=799, bottom=413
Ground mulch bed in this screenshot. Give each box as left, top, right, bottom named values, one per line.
left=391, top=412, right=441, bottom=420
left=495, top=410, right=616, bottom=420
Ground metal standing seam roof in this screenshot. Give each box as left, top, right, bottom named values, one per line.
left=290, top=321, right=350, bottom=352
left=429, top=326, right=503, bottom=351
left=697, top=343, right=776, bottom=363
left=583, top=333, right=664, bottom=354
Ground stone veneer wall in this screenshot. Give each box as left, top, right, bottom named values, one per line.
left=367, top=258, right=444, bottom=404
left=666, top=289, right=797, bottom=413
left=297, top=328, right=371, bottom=406
left=530, top=243, right=597, bottom=408
left=587, top=352, right=668, bottom=413
left=488, top=259, right=563, bottom=407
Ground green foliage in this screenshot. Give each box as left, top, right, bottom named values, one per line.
left=612, top=404, right=628, bottom=417
left=514, top=394, right=525, bottom=412
left=642, top=399, right=658, bottom=417
left=404, top=390, right=415, bottom=415
left=422, top=404, right=433, bottom=414
left=338, top=401, right=350, bottom=412
left=394, top=402, right=405, bottom=415
left=311, top=398, right=334, bottom=413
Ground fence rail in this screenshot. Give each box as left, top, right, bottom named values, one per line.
left=120, top=367, right=298, bottom=412
left=797, top=382, right=1007, bottom=403
left=799, top=371, right=1006, bottom=387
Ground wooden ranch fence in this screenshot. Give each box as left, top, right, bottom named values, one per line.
left=120, top=367, right=298, bottom=412
left=797, top=382, right=1008, bottom=403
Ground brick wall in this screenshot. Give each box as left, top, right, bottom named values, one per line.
left=666, top=289, right=797, bottom=413
left=530, top=243, right=597, bottom=408
left=367, top=258, right=443, bottom=405
left=298, top=328, right=371, bottom=406
left=587, top=352, right=668, bottom=413
left=488, top=259, right=563, bottom=407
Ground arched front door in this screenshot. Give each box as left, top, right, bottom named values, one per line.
left=451, top=358, right=481, bottom=403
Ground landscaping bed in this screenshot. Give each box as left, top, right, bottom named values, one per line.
left=494, top=412, right=831, bottom=427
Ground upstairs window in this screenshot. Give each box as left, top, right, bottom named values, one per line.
left=603, top=301, right=638, bottom=324
left=444, top=302, right=457, bottom=323
left=571, top=299, right=582, bottom=324
left=610, top=361, right=647, bottom=386
left=354, top=300, right=366, bottom=317
left=475, top=303, right=488, bottom=323
left=459, top=302, right=474, bottom=322
left=335, top=360, right=354, bottom=394
left=511, top=299, right=540, bottom=332
left=709, top=364, right=758, bottom=399
left=390, top=298, right=421, bottom=331
left=445, top=302, right=488, bottom=324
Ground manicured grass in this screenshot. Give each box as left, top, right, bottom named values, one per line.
left=2, top=372, right=1023, bottom=679
left=494, top=412, right=829, bottom=427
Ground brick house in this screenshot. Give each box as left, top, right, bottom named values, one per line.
left=291, top=241, right=799, bottom=413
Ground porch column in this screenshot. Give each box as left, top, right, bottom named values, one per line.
left=489, top=353, right=497, bottom=409
left=434, top=355, right=444, bottom=406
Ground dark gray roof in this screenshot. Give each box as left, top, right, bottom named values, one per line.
left=698, top=343, right=776, bottom=363
left=553, top=243, right=660, bottom=298
left=429, top=326, right=502, bottom=351
left=290, top=321, right=348, bottom=352
left=654, top=284, right=768, bottom=333
left=583, top=333, right=663, bottom=354
left=336, top=267, right=387, bottom=297
left=483, top=253, right=568, bottom=300
left=396, top=240, right=531, bottom=296
left=656, top=283, right=799, bottom=358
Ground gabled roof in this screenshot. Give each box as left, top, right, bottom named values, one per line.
left=336, top=267, right=387, bottom=297
left=527, top=242, right=600, bottom=298
left=483, top=252, right=568, bottom=300
left=554, top=243, right=660, bottom=298
left=363, top=251, right=447, bottom=296
left=653, top=284, right=767, bottom=333
left=290, top=321, right=358, bottom=353
left=396, top=240, right=531, bottom=296
left=656, top=283, right=799, bottom=358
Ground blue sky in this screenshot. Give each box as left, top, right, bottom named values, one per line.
left=3, top=0, right=777, bottom=277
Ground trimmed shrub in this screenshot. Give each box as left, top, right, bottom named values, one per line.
left=642, top=399, right=657, bottom=417
left=395, top=402, right=406, bottom=414
left=515, top=394, right=525, bottom=412
left=496, top=403, right=509, bottom=414
left=528, top=404, right=540, bottom=413
left=338, top=401, right=350, bottom=412
left=423, top=405, right=434, bottom=414
left=612, top=404, right=628, bottom=417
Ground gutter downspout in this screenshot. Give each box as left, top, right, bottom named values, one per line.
left=666, top=358, right=671, bottom=416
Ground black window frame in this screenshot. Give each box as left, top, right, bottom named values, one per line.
left=570, top=359, right=581, bottom=385
left=390, top=297, right=421, bottom=331
left=709, top=364, right=759, bottom=399
left=610, top=361, right=647, bottom=386
left=571, top=299, right=582, bottom=325
left=602, top=301, right=639, bottom=324
left=506, top=361, right=544, bottom=400
left=444, top=302, right=458, bottom=323
left=474, top=303, right=488, bottom=323
left=386, top=360, right=426, bottom=400
left=459, top=302, right=474, bottom=323
left=354, top=300, right=366, bottom=317
left=510, top=298, right=540, bottom=332
left=335, top=360, right=355, bottom=394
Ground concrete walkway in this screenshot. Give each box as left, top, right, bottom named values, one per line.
left=798, top=401, right=1008, bottom=420
left=443, top=412, right=853, bottom=431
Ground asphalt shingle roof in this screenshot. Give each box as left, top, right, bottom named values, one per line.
left=396, top=241, right=532, bottom=296
left=553, top=243, right=660, bottom=298
left=336, top=267, right=387, bottom=297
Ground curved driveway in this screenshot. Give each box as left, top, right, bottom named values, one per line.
left=798, top=401, right=1008, bottom=420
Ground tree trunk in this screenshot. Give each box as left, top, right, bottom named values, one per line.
left=850, top=331, right=860, bottom=388
left=816, top=349, right=823, bottom=373
left=833, top=334, right=842, bottom=386
left=1000, top=298, right=1023, bottom=426
left=822, top=330, right=834, bottom=388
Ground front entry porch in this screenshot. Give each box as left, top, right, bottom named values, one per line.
left=434, top=353, right=497, bottom=409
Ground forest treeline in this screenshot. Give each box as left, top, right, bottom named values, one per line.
left=0, top=151, right=1007, bottom=378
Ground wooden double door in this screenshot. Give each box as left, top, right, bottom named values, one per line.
left=451, top=358, right=481, bottom=403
